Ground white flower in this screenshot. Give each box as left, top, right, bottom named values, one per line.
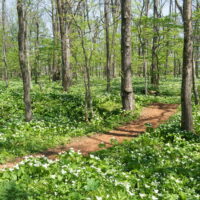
left=34, top=163, right=40, bottom=167
left=77, top=150, right=82, bottom=155
left=50, top=174, right=56, bottom=179
left=152, top=195, right=158, bottom=200
left=139, top=193, right=146, bottom=198
left=96, top=197, right=102, bottom=200
left=175, top=179, right=181, bottom=183
left=43, top=163, right=49, bottom=169
left=61, top=169, right=66, bottom=175
left=154, top=189, right=159, bottom=194
left=90, top=155, right=95, bottom=159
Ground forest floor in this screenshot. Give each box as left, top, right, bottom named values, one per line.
left=0, top=103, right=179, bottom=170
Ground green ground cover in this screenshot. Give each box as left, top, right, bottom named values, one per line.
left=0, top=106, right=199, bottom=199
left=0, top=77, right=200, bottom=199
left=0, top=77, right=181, bottom=163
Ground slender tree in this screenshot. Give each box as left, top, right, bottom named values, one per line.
left=33, top=2, right=40, bottom=84
left=104, top=0, right=111, bottom=92
left=110, top=0, right=120, bottom=78
left=151, top=0, right=160, bottom=88
left=137, top=0, right=150, bottom=95
left=17, top=0, right=32, bottom=122
left=51, top=0, right=60, bottom=81
left=181, top=0, right=193, bottom=131
left=121, top=0, right=134, bottom=110
left=56, top=0, right=72, bottom=91
left=1, top=0, right=9, bottom=87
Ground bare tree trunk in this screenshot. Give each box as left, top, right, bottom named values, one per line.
left=121, top=0, right=134, bottom=111
left=192, top=57, right=199, bottom=105
left=104, top=0, right=111, bottom=92
left=56, top=0, right=72, bottom=91
left=51, top=0, right=60, bottom=81
left=195, top=46, right=199, bottom=78
left=151, top=0, right=159, bottom=88
left=143, top=0, right=149, bottom=95
left=110, top=0, right=120, bottom=78
left=165, top=0, right=173, bottom=78
left=181, top=0, right=193, bottom=131
left=17, top=0, right=32, bottom=122
left=34, top=13, right=40, bottom=84
left=2, top=0, right=8, bottom=87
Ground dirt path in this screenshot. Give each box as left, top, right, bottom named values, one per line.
left=0, top=103, right=179, bottom=170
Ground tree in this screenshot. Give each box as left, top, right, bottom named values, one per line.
left=51, top=0, right=61, bottom=81
left=121, top=0, right=134, bottom=111
left=56, top=0, right=72, bottom=91
left=72, top=0, right=101, bottom=121
left=151, top=0, right=160, bottom=88
left=1, top=0, right=8, bottom=87
left=110, top=0, right=120, bottom=78
left=104, top=0, right=111, bottom=92
left=33, top=1, right=40, bottom=84
left=181, top=0, right=193, bottom=131
left=17, top=0, right=32, bottom=122
left=137, top=0, right=150, bottom=95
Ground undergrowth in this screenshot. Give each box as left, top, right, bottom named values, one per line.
left=0, top=77, right=180, bottom=163
left=0, top=105, right=199, bottom=199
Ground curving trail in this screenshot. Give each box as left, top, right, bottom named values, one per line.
left=0, top=103, right=179, bottom=170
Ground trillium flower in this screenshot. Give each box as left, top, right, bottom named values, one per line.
left=152, top=195, right=158, bottom=200
left=139, top=193, right=146, bottom=198
left=61, top=169, right=67, bottom=175
left=50, top=174, right=56, bottom=179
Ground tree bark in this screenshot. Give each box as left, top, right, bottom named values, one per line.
left=1, top=0, right=8, bottom=87
left=121, top=0, right=134, bottom=111
left=17, top=0, right=32, bottom=122
left=192, top=57, right=199, bottom=105
left=56, top=0, right=72, bottom=91
left=34, top=10, right=40, bottom=84
left=151, top=0, right=159, bottom=88
left=181, top=0, right=193, bottom=131
left=110, top=0, right=120, bottom=78
left=51, top=0, right=60, bottom=81
left=104, top=0, right=111, bottom=92
left=143, top=0, right=149, bottom=95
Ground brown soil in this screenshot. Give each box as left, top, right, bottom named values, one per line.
left=0, top=103, right=179, bottom=170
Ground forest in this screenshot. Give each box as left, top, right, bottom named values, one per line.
left=0, top=0, right=200, bottom=199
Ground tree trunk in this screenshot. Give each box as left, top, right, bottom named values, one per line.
left=110, top=0, right=120, bottom=78
left=1, top=0, right=8, bottom=87
left=104, top=0, right=111, bottom=92
left=56, top=0, right=72, bottom=91
left=181, top=0, right=193, bottom=131
left=34, top=19, right=40, bottom=84
left=51, top=0, right=60, bottom=81
left=121, top=0, right=134, bottom=111
left=151, top=0, right=159, bottom=88
left=143, top=0, right=149, bottom=95
left=17, top=0, right=32, bottom=122
left=192, top=57, right=199, bottom=105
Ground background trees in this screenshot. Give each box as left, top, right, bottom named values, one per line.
left=0, top=0, right=199, bottom=130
